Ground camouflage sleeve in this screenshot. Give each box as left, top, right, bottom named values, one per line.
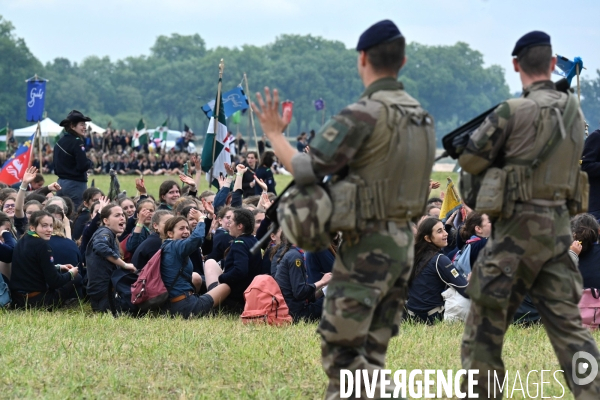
left=458, top=102, right=511, bottom=175
left=308, top=101, right=378, bottom=177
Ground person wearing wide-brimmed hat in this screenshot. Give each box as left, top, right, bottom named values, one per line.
left=54, top=110, right=94, bottom=209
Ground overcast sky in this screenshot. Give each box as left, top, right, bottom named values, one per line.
left=3, top=0, right=599, bottom=93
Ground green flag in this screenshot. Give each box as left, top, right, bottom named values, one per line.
left=153, top=118, right=169, bottom=141
left=133, top=119, right=147, bottom=147
left=231, top=110, right=241, bottom=124
left=0, top=127, right=6, bottom=151
left=201, top=79, right=227, bottom=188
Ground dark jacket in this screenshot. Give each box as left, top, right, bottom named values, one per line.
left=274, top=247, right=316, bottom=318
left=0, top=231, right=17, bottom=263
left=241, top=167, right=255, bottom=198
left=306, top=248, right=335, bottom=285
left=72, top=209, right=91, bottom=241
left=218, top=234, right=263, bottom=304
left=161, top=221, right=205, bottom=299
left=205, top=228, right=232, bottom=263
left=581, top=129, right=600, bottom=212
left=126, top=225, right=151, bottom=253
left=54, top=132, right=93, bottom=182
left=9, top=232, right=72, bottom=293
left=407, top=253, right=469, bottom=313
left=131, top=232, right=162, bottom=270
left=578, top=243, right=600, bottom=289
left=85, top=226, right=120, bottom=298
left=254, top=166, right=276, bottom=195
left=48, top=236, right=82, bottom=267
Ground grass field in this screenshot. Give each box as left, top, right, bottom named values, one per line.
left=6, top=170, right=587, bottom=399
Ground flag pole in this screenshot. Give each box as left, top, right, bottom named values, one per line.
left=243, top=73, right=260, bottom=163
left=28, top=121, right=41, bottom=169
left=38, top=120, right=43, bottom=170
left=576, top=63, right=581, bottom=102
left=322, top=100, right=326, bottom=126
left=209, top=60, right=225, bottom=185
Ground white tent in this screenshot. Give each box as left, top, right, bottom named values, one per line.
left=86, top=121, right=106, bottom=134
left=13, top=118, right=63, bottom=138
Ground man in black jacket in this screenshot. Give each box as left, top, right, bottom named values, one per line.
left=582, top=128, right=600, bottom=221
left=54, top=110, right=94, bottom=209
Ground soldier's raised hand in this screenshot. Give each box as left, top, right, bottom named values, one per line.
left=251, top=87, right=289, bottom=139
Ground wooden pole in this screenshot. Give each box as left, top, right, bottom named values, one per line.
left=209, top=60, right=225, bottom=185
left=243, top=73, right=260, bottom=162
left=321, top=100, right=326, bottom=126
left=577, top=64, right=581, bottom=102
left=28, top=121, right=41, bottom=169
left=38, top=121, right=43, bottom=170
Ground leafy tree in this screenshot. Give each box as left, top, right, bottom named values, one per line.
left=581, top=71, right=600, bottom=131
left=0, top=15, right=43, bottom=126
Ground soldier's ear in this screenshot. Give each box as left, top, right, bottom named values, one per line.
left=512, top=58, right=520, bottom=73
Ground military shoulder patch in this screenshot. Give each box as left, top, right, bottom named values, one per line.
left=295, top=259, right=302, bottom=267
left=450, top=268, right=459, bottom=278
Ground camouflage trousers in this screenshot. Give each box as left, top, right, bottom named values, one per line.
left=461, top=204, right=600, bottom=399
left=317, top=221, right=413, bottom=400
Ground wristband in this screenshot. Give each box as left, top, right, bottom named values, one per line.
left=69, top=270, right=75, bottom=280
left=262, top=190, right=268, bottom=194
left=19, top=186, right=27, bottom=191
left=136, top=223, right=144, bottom=228
left=236, top=172, right=242, bottom=176
left=55, top=264, right=62, bottom=271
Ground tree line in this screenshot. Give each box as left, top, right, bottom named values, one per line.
left=3, top=14, right=598, bottom=144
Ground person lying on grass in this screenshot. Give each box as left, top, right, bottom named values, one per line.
left=9, top=210, right=82, bottom=309
left=161, top=211, right=230, bottom=319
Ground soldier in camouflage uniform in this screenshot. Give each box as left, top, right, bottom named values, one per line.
left=459, top=31, right=600, bottom=399
left=252, top=20, right=436, bottom=399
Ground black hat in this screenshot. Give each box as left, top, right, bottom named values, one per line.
left=356, top=20, right=403, bottom=52
left=512, top=31, right=551, bottom=57
left=59, top=110, right=91, bottom=127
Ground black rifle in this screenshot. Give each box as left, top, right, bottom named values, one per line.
left=437, top=78, right=571, bottom=162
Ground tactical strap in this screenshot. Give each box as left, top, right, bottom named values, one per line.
left=506, top=93, right=579, bottom=170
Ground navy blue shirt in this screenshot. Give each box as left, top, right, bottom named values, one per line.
left=407, top=253, right=469, bottom=313
left=274, top=247, right=316, bottom=318
left=131, top=232, right=162, bottom=271
left=578, top=243, right=600, bottom=289
left=218, top=234, right=263, bottom=304
left=581, top=130, right=600, bottom=212
left=254, top=166, right=276, bottom=195
left=205, top=228, right=232, bottom=263
left=48, top=236, right=82, bottom=267
left=306, top=248, right=335, bottom=285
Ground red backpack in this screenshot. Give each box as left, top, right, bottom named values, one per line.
left=120, top=234, right=134, bottom=263
left=131, top=250, right=168, bottom=311
left=241, top=275, right=293, bottom=326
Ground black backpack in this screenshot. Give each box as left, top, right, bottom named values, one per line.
left=108, top=268, right=140, bottom=317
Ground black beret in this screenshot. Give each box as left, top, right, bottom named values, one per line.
left=356, top=20, right=403, bottom=52
left=512, top=31, right=551, bottom=57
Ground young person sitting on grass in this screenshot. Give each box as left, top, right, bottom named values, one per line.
left=85, top=204, right=136, bottom=312
left=161, top=212, right=230, bottom=319
left=72, top=187, right=104, bottom=241
left=273, top=232, right=332, bottom=322
left=406, top=217, right=469, bottom=324
left=131, top=210, right=172, bottom=271
left=204, top=208, right=263, bottom=313
left=9, top=211, right=82, bottom=309
left=157, top=180, right=181, bottom=211
left=124, top=198, right=156, bottom=253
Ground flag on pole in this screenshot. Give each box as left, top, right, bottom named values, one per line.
left=0, top=127, right=7, bottom=151
left=439, top=177, right=462, bottom=223
left=153, top=119, right=169, bottom=141
left=132, top=119, right=147, bottom=147
left=314, top=99, right=325, bottom=111
left=0, top=134, right=34, bottom=185
left=553, top=55, right=584, bottom=85
left=201, top=81, right=230, bottom=187
left=231, top=110, right=241, bottom=124
left=201, top=85, right=249, bottom=119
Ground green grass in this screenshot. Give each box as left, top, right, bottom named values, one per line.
left=5, top=170, right=583, bottom=399
left=1, top=306, right=594, bottom=399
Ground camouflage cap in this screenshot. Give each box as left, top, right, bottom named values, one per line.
left=277, top=183, right=333, bottom=252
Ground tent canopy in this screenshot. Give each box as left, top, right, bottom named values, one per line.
left=13, top=118, right=63, bottom=138
left=86, top=122, right=105, bottom=134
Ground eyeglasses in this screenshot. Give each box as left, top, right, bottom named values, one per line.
left=3, top=204, right=15, bottom=209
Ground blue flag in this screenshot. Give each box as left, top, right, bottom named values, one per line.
left=26, top=80, right=47, bottom=122
left=314, top=98, right=325, bottom=111
left=553, top=55, right=583, bottom=85
left=201, top=85, right=249, bottom=119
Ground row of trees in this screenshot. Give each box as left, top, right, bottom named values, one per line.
left=5, top=14, right=598, bottom=143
